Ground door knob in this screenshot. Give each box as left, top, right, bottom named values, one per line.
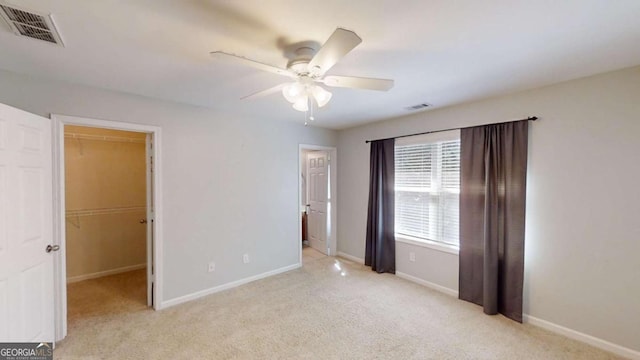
left=46, top=244, right=60, bottom=253
left=140, top=219, right=147, bottom=224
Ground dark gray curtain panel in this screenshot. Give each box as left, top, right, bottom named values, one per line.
left=459, top=120, right=528, bottom=322
left=365, top=139, right=396, bottom=274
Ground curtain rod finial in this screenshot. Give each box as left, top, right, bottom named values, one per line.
left=529, top=116, right=538, bottom=121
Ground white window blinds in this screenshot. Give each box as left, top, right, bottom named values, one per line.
left=395, top=131, right=460, bottom=246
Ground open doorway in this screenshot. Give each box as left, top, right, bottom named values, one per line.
left=63, top=125, right=148, bottom=328
left=52, top=115, right=163, bottom=342
left=299, top=145, right=337, bottom=265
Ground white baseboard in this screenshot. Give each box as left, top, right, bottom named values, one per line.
left=395, top=271, right=638, bottom=358
left=159, top=263, right=302, bottom=310
left=395, top=271, right=458, bottom=298
left=155, top=257, right=639, bottom=359
left=336, top=251, right=364, bottom=264
left=67, top=263, right=146, bottom=283
left=523, top=314, right=640, bottom=360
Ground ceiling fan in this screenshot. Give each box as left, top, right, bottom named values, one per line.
left=210, top=28, right=394, bottom=124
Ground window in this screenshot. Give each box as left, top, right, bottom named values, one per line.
left=395, top=131, right=460, bottom=247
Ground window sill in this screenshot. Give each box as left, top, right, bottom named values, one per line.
left=395, top=235, right=459, bottom=255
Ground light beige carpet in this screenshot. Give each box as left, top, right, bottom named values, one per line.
left=56, top=252, right=621, bottom=359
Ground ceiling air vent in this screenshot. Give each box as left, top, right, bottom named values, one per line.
left=405, top=103, right=432, bottom=111
left=0, top=4, right=64, bottom=46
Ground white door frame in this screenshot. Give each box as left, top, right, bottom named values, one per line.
left=298, top=144, right=337, bottom=264
left=51, top=114, right=163, bottom=342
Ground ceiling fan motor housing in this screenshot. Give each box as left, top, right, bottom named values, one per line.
left=286, top=45, right=318, bottom=75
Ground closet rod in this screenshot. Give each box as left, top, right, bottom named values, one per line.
left=66, top=206, right=147, bottom=218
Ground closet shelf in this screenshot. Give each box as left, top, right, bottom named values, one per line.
left=65, top=132, right=145, bottom=144
left=66, top=206, right=146, bottom=217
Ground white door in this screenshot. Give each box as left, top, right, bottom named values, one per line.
left=307, top=151, right=329, bottom=255
left=0, top=103, right=54, bottom=342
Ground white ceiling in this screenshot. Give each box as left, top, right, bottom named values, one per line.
left=1, top=0, right=640, bottom=129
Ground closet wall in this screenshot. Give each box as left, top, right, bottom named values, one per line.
left=65, top=125, right=147, bottom=282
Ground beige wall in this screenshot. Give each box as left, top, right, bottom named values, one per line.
left=65, top=125, right=147, bottom=281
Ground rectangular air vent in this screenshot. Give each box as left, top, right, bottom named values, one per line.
left=405, top=103, right=432, bottom=111
left=0, top=4, right=64, bottom=46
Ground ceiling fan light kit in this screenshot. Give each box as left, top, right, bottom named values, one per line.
left=312, top=85, right=332, bottom=107
left=292, top=96, right=308, bottom=112
left=282, top=80, right=332, bottom=111
left=211, top=27, right=394, bottom=125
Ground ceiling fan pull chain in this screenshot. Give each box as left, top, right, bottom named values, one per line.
left=309, top=97, right=315, bottom=122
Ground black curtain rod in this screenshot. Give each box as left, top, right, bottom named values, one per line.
left=364, top=116, right=538, bottom=144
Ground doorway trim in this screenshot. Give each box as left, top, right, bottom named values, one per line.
left=51, top=114, right=163, bottom=342
left=298, top=144, right=337, bottom=264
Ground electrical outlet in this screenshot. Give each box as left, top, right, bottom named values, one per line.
left=208, top=261, right=215, bottom=272
left=243, top=254, right=250, bottom=264
left=409, top=252, right=416, bottom=262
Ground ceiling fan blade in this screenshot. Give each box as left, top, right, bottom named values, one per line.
left=308, top=28, right=362, bottom=76
left=241, top=83, right=288, bottom=100
left=322, top=75, right=394, bottom=91
left=210, top=51, right=295, bottom=78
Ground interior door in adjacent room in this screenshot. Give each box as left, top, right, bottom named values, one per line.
left=0, top=103, right=54, bottom=342
left=307, top=151, right=329, bottom=255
